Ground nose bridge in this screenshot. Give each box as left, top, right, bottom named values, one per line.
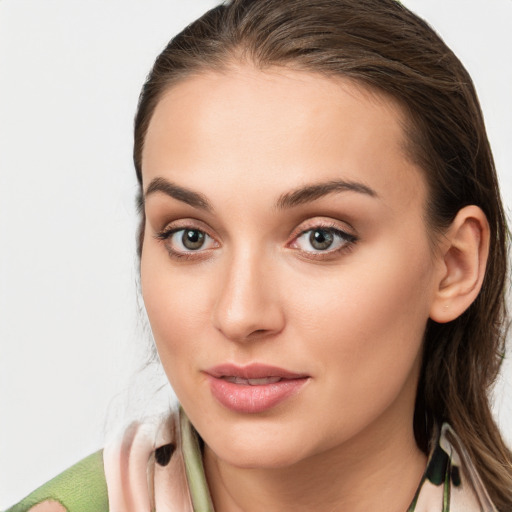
left=212, top=242, right=284, bottom=341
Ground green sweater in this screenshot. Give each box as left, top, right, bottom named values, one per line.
left=5, top=451, right=108, bottom=512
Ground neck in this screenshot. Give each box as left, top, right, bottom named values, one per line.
left=204, top=415, right=427, bottom=512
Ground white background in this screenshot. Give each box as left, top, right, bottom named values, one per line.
left=0, top=0, right=511, bottom=507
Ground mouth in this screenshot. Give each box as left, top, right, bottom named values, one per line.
left=205, top=363, right=308, bottom=380
left=204, top=363, right=310, bottom=414
left=221, top=376, right=283, bottom=385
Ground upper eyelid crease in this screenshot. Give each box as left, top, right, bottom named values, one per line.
left=298, top=226, right=355, bottom=238
left=292, top=218, right=357, bottom=241
left=155, top=225, right=214, bottom=241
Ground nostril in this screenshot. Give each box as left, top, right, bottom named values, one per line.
left=245, top=329, right=273, bottom=340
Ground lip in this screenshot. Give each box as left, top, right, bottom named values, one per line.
left=204, top=363, right=310, bottom=414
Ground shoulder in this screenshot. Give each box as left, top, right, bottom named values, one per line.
left=3, top=450, right=108, bottom=512
left=5, top=409, right=205, bottom=512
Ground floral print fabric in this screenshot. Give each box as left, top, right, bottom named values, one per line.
left=409, top=423, right=497, bottom=511
left=4, top=410, right=498, bottom=512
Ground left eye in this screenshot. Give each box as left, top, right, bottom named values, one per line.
left=166, top=228, right=216, bottom=252
left=293, top=227, right=355, bottom=253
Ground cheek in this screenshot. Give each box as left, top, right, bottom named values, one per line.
left=140, top=248, right=211, bottom=374
left=284, top=240, right=434, bottom=413
left=291, top=231, right=434, bottom=338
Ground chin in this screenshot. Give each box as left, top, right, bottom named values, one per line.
left=209, top=439, right=312, bottom=470
left=198, top=415, right=319, bottom=470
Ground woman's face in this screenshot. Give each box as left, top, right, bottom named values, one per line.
left=140, top=66, right=443, bottom=468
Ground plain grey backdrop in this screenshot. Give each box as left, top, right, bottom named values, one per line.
left=1, top=0, right=511, bottom=506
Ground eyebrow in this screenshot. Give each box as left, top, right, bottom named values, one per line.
left=144, top=176, right=377, bottom=212
left=275, top=180, right=377, bottom=210
left=144, top=177, right=213, bottom=212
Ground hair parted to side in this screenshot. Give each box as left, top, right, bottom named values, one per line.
left=133, top=0, right=512, bottom=508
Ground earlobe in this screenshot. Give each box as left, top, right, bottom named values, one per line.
left=429, top=205, right=490, bottom=323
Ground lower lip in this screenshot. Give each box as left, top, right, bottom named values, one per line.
left=206, top=376, right=309, bottom=413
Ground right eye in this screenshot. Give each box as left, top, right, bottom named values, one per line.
left=156, top=227, right=218, bottom=258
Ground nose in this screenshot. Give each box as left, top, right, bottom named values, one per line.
left=211, top=247, right=285, bottom=342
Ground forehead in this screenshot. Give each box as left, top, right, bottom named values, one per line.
left=142, top=65, right=427, bottom=212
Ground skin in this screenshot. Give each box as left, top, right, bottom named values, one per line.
left=139, top=65, right=484, bottom=512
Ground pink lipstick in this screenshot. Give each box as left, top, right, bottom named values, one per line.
left=205, top=364, right=309, bottom=413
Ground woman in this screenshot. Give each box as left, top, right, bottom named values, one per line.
left=5, top=0, right=511, bottom=511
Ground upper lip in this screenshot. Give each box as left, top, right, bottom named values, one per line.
left=205, top=363, right=308, bottom=380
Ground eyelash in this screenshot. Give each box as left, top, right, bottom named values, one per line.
left=290, top=223, right=358, bottom=260
left=154, top=221, right=358, bottom=261
left=154, top=224, right=218, bottom=261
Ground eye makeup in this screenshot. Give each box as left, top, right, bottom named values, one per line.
left=153, top=216, right=358, bottom=263
left=154, top=221, right=219, bottom=261
left=287, top=219, right=358, bottom=261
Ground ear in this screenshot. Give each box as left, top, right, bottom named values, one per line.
left=429, top=205, right=490, bottom=323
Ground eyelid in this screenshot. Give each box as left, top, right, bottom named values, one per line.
left=287, top=218, right=358, bottom=258
left=153, top=219, right=220, bottom=260
left=154, top=218, right=217, bottom=239
left=153, top=216, right=357, bottom=261
left=288, top=217, right=356, bottom=241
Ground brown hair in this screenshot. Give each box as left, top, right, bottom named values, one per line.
left=133, top=0, right=512, bottom=508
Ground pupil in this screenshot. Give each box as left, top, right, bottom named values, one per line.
left=182, top=230, right=205, bottom=250
left=310, top=229, right=333, bottom=250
